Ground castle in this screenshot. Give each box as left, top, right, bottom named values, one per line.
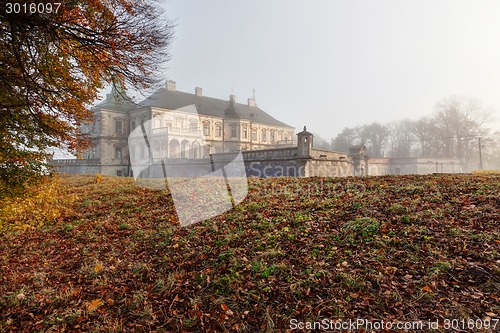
left=53, top=81, right=295, bottom=176
left=51, top=81, right=462, bottom=177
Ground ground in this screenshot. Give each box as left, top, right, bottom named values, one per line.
left=0, top=174, right=499, bottom=332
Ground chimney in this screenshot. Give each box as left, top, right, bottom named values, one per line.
left=195, top=86, right=203, bottom=96
left=247, top=98, right=256, bottom=107
left=166, top=80, right=176, bottom=91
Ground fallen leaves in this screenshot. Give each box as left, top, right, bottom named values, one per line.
left=421, top=285, right=433, bottom=292
left=0, top=174, right=499, bottom=332
left=87, top=299, right=103, bottom=312
left=93, top=263, right=102, bottom=274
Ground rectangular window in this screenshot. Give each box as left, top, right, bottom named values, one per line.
left=252, top=129, right=257, bottom=141
left=270, top=131, right=275, bottom=142
left=115, top=147, right=122, bottom=159
left=203, top=122, right=210, bottom=136
left=231, top=125, right=238, bottom=138
left=261, top=129, right=267, bottom=142
left=116, top=170, right=122, bottom=177
left=242, top=126, right=248, bottom=139
left=215, top=124, right=222, bottom=137
left=115, top=120, right=123, bottom=134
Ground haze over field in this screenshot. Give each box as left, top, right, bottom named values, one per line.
left=143, top=0, right=500, bottom=139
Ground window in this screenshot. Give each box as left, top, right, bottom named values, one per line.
left=270, top=130, right=275, bottom=142
left=261, top=129, right=267, bottom=142
left=190, top=121, right=199, bottom=132
left=116, top=170, right=122, bottom=177
left=242, top=126, right=248, bottom=139
left=230, top=125, right=238, bottom=138
left=115, top=120, right=123, bottom=134
left=203, top=122, right=210, bottom=136
left=252, top=128, right=257, bottom=141
left=215, top=124, right=222, bottom=137
left=115, top=147, right=122, bottom=159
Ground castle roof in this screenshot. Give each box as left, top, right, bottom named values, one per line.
left=138, top=86, right=292, bottom=128
left=95, top=84, right=137, bottom=111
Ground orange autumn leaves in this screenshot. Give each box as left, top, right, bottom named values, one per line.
left=0, top=0, right=174, bottom=196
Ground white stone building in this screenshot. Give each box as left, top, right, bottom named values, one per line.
left=54, top=80, right=295, bottom=176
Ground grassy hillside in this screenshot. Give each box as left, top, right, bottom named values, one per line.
left=1, top=174, right=499, bottom=332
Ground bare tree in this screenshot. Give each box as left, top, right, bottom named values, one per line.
left=388, top=119, right=415, bottom=157
left=359, top=122, right=390, bottom=157
left=434, top=96, right=493, bottom=164
left=331, top=126, right=361, bottom=153
left=412, top=117, right=443, bottom=157
left=312, top=133, right=332, bottom=150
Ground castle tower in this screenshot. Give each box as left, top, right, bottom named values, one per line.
left=297, top=126, right=313, bottom=157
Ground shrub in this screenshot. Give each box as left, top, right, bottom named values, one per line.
left=341, top=217, right=381, bottom=242
left=0, top=176, right=75, bottom=232
left=95, top=173, right=104, bottom=183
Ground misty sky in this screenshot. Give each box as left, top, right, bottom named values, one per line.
left=143, top=0, right=500, bottom=140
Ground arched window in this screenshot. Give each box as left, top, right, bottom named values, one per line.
left=191, top=141, right=201, bottom=158
left=169, top=139, right=180, bottom=158
left=215, top=123, right=222, bottom=137
left=203, top=121, right=210, bottom=136
left=181, top=140, right=190, bottom=158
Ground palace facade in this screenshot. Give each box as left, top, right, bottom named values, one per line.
left=55, top=80, right=295, bottom=176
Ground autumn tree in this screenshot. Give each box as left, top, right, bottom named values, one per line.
left=0, top=0, right=174, bottom=197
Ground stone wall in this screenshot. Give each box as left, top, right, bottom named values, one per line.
left=305, top=159, right=353, bottom=177
left=51, top=131, right=464, bottom=178
left=367, top=158, right=464, bottom=176
left=51, top=159, right=102, bottom=175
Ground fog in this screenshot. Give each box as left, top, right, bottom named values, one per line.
left=156, top=0, right=500, bottom=140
